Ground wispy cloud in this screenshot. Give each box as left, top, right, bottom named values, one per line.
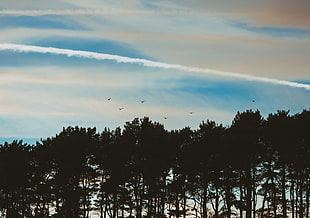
left=231, top=22, right=310, bottom=38
left=171, top=0, right=310, bottom=28
left=0, top=15, right=85, bottom=30
left=0, top=9, right=207, bottom=16
left=1, top=43, right=310, bottom=90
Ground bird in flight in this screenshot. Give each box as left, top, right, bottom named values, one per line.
left=164, top=117, right=168, bottom=119
left=107, top=98, right=111, bottom=101
left=119, top=107, right=124, bottom=110
left=141, top=100, right=145, bottom=103
left=252, top=100, right=255, bottom=102
left=189, top=111, right=194, bottom=115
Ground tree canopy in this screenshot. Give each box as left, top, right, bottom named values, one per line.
left=0, top=109, right=309, bottom=218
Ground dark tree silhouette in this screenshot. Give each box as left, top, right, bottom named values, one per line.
left=0, top=110, right=309, bottom=217
left=229, top=110, right=263, bottom=218
left=0, top=140, right=33, bottom=217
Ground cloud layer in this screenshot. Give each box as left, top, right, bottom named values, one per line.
left=0, top=9, right=208, bottom=16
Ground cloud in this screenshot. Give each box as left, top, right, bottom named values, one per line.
left=1, top=2, right=309, bottom=80
left=177, top=0, right=310, bottom=28
left=1, top=43, right=310, bottom=91
left=0, top=9, right=208, bottom=16
left=2, top=0, right=309, bottom=29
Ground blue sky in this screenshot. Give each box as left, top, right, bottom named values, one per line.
left=0, top=0, right=310, bottom=144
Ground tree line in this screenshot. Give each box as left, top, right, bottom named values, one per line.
left=0, top=109, right=309, bottom=218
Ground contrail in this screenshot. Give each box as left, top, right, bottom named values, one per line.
left=1, top=43, right=310, bottom=90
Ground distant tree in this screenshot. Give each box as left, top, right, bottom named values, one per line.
left=168, top=127, right=193, bottom=218
left=41, top=126, right=98, bottom=217
left=292, top=110, right=310, bottom=218
left=262, top=110, right=293, bottom=217
left=191, top=120, right=227, bottom=218
left=93, top=127, right=115, bottom=218
left=229, top=110, right=264, bottom=218
left=0, top=140, right=33, bottom=217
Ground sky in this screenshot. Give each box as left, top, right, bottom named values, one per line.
left=0, top=0, right=310, bottom=144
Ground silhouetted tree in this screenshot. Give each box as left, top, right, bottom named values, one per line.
left=41, top=126, right=98, bottom=217
left=229, top=110, right=264, bottom=218
left=0, top=110, right=309, bottom=217
left=0, top=140, right=33, bottom=217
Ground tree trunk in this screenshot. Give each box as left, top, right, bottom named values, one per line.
left=147, top=186, right=152, bottom=217
left=176, top=193, right=180, bottom=218
left=299, top=179, right=304, bottom=218
left=260, top=177, right=271, bottom=218
left=183, top=184, right=187, bottom=218
left=139, top=185, right=144, bottom=218
left=215, top=187, right=219, bottom=218
left=104, top=197, right=108, bottom=218
left=183, top=195, right=187, bottom=218
left=100, top=198, right=104, bottom=218
left=246, top=168, right=252, bottom=218
left=252, top=175, right=256, bottom=218
left=121, top=205, right=124, bottom=218
left=47, top=201, right=50, bottom=217
left=260, top=189, right=267, bottom=218
left=290, top=182, right=294, bottom=218
left=225, top=187, right=232, bottom=218
left=203, top=188, right=208, bottom=218
left=306, top=182, right=309, bottom=218
left=56, top=197, right=60, bottom=216
left=100, top=175, right=105, bottom=218
left=240, top=182, right=244, bottom=218
left=160, top=188, right=166, bottom=218
left=252, top=190, right=256, bottom=218
left=281, top=167, right=287, bottom=218
left=273, top=191, right=277, bottom=218
left=113, top=193, right=117, bottom=218
left=295, top=186, right=298, bottom=218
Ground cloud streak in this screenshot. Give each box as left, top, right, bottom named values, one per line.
left=1, top=43, right=310, bottom=90
left=0, top=9, right=205, bottom=16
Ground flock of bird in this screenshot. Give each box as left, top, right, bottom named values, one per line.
left=106, top=97, right=195, bottom=120
left=106, top=97, right=256, bottom=120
